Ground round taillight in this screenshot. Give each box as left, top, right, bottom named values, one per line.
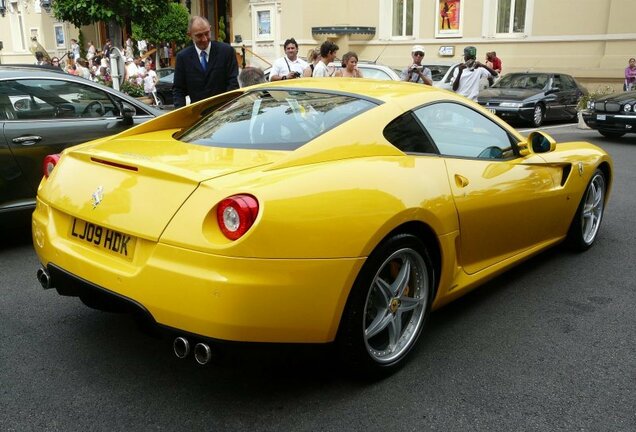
left=43, top=154, right=60, bottom=178
left=216, top=194, right=259, bottom=240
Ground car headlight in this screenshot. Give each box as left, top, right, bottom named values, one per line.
left=587, top=101, right=594, bottom=110
left=499, top=102, right=523, bottom=108
left=623, top=104, right=632, bottom=112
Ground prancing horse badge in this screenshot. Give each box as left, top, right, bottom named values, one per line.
left=91, top=186, right=104, bottom=209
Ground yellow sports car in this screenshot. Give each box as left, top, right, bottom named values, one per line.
left=32, top=79, right=612, bottom=375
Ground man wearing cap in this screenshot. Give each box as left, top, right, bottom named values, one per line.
left=452, top=46, right=498, bottom=101
left=401, top=45, right=432, bottom=85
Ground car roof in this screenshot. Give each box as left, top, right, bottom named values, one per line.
left=244, top=77, right=458, bottom=106
left=0, top=64, right=68, bottom=77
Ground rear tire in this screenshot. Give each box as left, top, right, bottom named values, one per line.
left=336, top=233, right=435, bottom=377
left=566, top=169, right=606, bottom=251
left=598, top=129, right=625, bottom=139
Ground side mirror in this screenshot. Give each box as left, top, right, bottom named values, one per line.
left=546, top=87, right=560, bottom=95
left=120, top=102, right=136, bottom=125
left=524, top=131, right=557, bottom=154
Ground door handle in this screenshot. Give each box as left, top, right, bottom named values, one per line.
left=12, top=135, right=42, bottom=145
left=454, top=174, right=469, bottom=188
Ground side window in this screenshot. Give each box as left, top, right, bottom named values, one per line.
left=383, top=112, right=437, bottom=154
left=560, top=75, right=576, bottom=90
left=552, top=75, right=562, bottom=90
left=0, top=79, right=118, bottom=120
left=414, top=102, right=515, bottom=159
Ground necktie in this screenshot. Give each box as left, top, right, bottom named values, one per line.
left=200, top=51, right=207, bottom=70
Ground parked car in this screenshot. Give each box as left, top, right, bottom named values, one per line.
left=33, top=79, right=612, bottom=375
left=155, top=72, right=174, bottom=106
left=477, top=72, right=588, bottom=127
left=328, top=61, right=402, bottom=80
left=581, top=91, right=636, bottom=138
left=155, top=67, right=174, bottom=80
left=423, top=61, right=460, bottom=90
left=0, top=66, right=161, bottom=227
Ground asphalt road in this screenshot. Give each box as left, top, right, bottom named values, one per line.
left=1, top=124, right=634, bottom=431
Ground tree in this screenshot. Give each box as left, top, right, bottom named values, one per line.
left=131, top=2, right=190, bottom=48
left=52, top=0, right=172, bottom=28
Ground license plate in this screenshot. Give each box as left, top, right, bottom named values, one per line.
left=597, top=114, right=606, bottom=120
left=488, top=108, right=496, bottom=114
left=69, top=218, right=136, bottom=260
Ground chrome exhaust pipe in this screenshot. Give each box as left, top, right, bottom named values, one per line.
left=194, top=342, right=213, bottom=365
left=173, top=337, right=190, bottom=359
left=37, top=267, right=51, bottom=289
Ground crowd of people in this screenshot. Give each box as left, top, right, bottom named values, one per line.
left=265, top=39, right=503, bottom=102
left=33, top=37, right=174, bottom=104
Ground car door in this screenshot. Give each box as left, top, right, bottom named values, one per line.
left=1, top=78, right=152, bottom=193
left=546, top=74, right=575, bottom=120
left=413, top=102, right=567, bottom=274
left=0, top=125, right=33, bottom=215
left=559, top=75, right=581, bottom=118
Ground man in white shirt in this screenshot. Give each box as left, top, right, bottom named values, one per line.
left=312, top=40, right=339, bottom=78
left=270, top=38, right=308, bottom=81
left=452, top=46, right=498, bottom=101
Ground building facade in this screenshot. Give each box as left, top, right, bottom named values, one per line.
left=0, top=0, right=634, bottom=91
left=0, top=0, right=79, bottom=64
left=231, top=0, right=636, bottom=90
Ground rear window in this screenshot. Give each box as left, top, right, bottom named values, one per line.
left=179, top=90, right=377, bottom=150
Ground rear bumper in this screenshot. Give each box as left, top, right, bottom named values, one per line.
left=581, top=111, right=636, bottom=133
left=32, top=199, right=365, bottom=343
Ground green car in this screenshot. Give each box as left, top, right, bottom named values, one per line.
left=0, top=65, right=161, bottom=228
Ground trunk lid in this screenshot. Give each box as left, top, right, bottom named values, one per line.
left=40, top=130, right=285, bottom=240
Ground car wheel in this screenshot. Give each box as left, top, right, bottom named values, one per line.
left=566, top=169, right=606, bottom=251
left=337, top=233, right=435, bottom=376
left=531, top=104, right=545, bottom=127
left=598, top=129, right=625, bottom=139
left=156, top=94, right=165, bottom=106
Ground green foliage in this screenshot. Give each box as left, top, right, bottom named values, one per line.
left=577, top=85, right=615, bottom=111
left=52, top=0, right=172, bottom=28
left=132, top=3, right=189, bottom=46
left=120, top=80, right=145, bottom=97
left=78, top=30, right=86, bottom=59
left=218, top=16, right=226, bottom=42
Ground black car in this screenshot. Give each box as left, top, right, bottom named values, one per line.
left=0, top=65, right=161, bottom=227
left=155, top=72, right=174, bottom=106
left=581, top=91, right=636, bottom=138
left=478, top=72, right=587, bottom=127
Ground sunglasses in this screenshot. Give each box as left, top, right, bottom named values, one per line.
left=413, top=52, right=424, bottom=56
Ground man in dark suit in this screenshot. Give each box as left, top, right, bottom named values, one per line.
left=173, top=16, right=239, bottom=108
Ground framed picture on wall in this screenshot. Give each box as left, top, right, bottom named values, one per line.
left=251, top=2, right=275, bottom=42
left=257, top=10, right=271, bottom=39
left=435, top=0, right=463, bottom=38
left=54, top=24, right=65, bottom=48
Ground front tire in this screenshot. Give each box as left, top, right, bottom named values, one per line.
left=566, top=169, right=606, bottom=251
left=531, top=104, right=545, bottom=127
left=337, top=233, right=435, bottom=376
